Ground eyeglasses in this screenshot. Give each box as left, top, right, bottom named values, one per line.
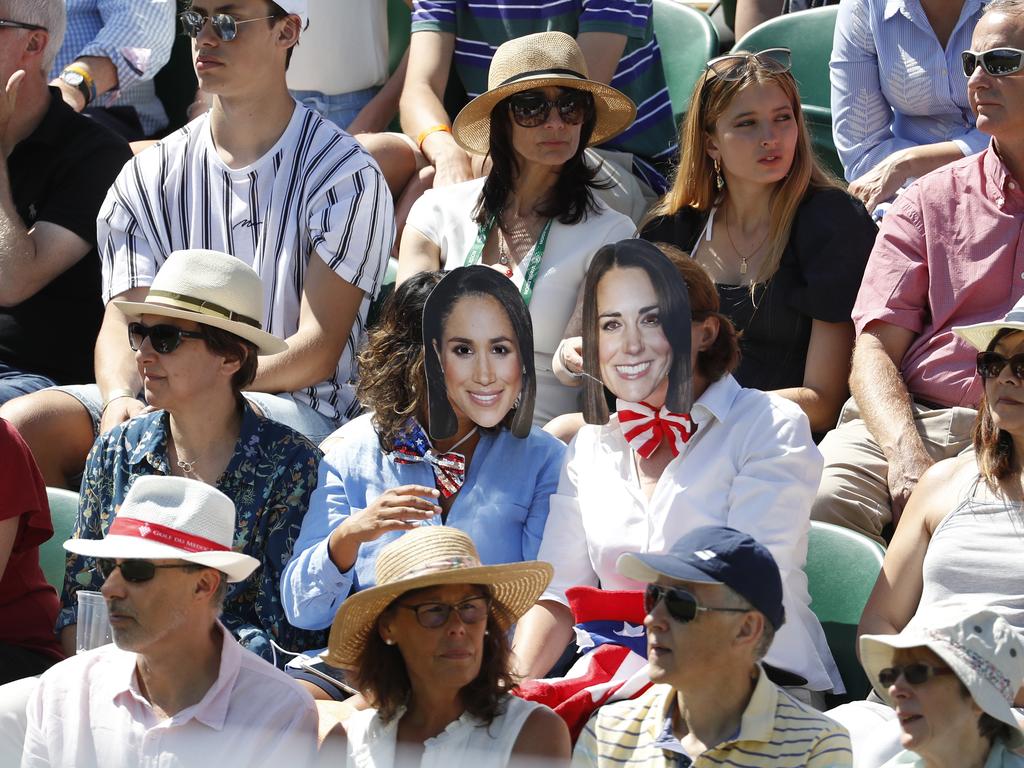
left=977, top=351, right=1024, bottom=380
left=877, top=663, right=956, bottom=687
left=507, top=89, right=594, bottom=128
left=396, top=595, right=491, bottom=629
left=961, top=48, right=1024, bottom=77
left=0, top=19, right=48, bottom=31
left=97, top=559, right=196, bottom=584
left=705, top=47, right=792, bottom=81
left=127, top=322, right=207, bottom=354
left=179, top=10, right=277, bottom=42
left=644, top=584, right=752, bottom=624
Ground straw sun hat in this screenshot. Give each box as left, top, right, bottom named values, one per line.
left=324, top=526, right=552, bottom=668
left=113, top=249, right=286, bottom=355
left=452, top=31, right=637, bottom=156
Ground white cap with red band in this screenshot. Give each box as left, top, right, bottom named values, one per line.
left=64, top=476, right=259, bottom=583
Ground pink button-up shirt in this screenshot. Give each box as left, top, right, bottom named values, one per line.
left=852, top=144, right=1024, bottom=408
left=21, top=624, right=318, bottom=768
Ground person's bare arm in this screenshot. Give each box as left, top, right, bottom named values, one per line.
left=849, top=320, right=930, bottom=522
left=575, top=32, right=628, bottom=86
left=849, top=141, right=966, bottom=212
left=395, top=226, right=442, bottom=285
left=50, top=56, right=118, bottom=113
left=346, top=47, right=410, bottom=135
left=249, top=256, right=363, bottom=394
left=95, top=287, right=149, bottom=434
left=510, top=707, right=571, bottom=767
left=399, top=30, right=474, bottom=187
left=734, top=0, right=785, bottom=40
left=773, top=319, right=855, bottom=433
left=856, top=456, right=958, bottom=653
left=512, top=600, right=575, bottom=681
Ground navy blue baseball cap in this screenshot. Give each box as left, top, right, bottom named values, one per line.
left=616, top=525, right=785, bottom=631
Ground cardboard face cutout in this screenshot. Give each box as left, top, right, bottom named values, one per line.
left=422, top=266, right=537, bottom=440
left=581, top=240, right=693, bottom=425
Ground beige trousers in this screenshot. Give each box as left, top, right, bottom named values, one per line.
left=811, top=397, right=977, bottom=544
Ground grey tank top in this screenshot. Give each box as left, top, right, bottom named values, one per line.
left=918, top=476, right=1024, bottom=632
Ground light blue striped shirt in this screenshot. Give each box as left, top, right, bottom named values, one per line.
left=52, top=0, right=176, bottom=135
left=830, top=0, right=989, bottom=182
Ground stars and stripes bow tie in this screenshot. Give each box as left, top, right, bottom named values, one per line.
left=616, top=399, right=697, bottom=459
left=390, top=420, right=469, bottom=498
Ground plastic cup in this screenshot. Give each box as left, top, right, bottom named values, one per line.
left=76, top=590, right=113, bottom=653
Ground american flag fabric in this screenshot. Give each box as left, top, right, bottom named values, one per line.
left=390, top=420, right=467, bottom=498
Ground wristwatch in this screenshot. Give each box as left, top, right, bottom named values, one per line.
left=60, top=64, right=96, bottom=106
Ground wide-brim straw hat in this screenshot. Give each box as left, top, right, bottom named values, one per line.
left=113, top=249, right=287, bottom=355
left=63, top=476, right=260, bottom=583
left=324, top=526, right=552, bottom=668
left=954, top=295, right=1024, bottom=352
left=860, top=605, right=1024, bottom=747
left=452, top=31, right=637, bottom=156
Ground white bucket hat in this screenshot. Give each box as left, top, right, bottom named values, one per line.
left=954, top=295, right=1024, bottom=352
left=113, top=249, right=287, bottom=355
left=860, top=605, right=1024, bottom=747
left=63, top=476, right=260, bottom=583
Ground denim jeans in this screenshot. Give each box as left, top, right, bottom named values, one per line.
left=290, top=86, right=379, bottom=131
left=0, top=363, right=57, bottom=407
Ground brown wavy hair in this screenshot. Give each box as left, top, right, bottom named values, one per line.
left=356, top=272, right=444, bottom=451
left=646, top=55, right=840, bottom=289
left=348, top=585, right=517, bottom=725
left=974, top=329, right=1019, bottom=488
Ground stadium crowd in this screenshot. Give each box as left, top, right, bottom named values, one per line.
left=1, top=0, right=1024, bottom=766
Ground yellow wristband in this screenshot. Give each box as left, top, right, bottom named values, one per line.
left=416, top=124, right=451, bottom=152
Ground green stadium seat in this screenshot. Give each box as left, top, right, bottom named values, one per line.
left=804, top=520, right=886, bottom=704
left=653, top=0, right=720, bottom=128
left=40, top=488, right=79, bottom=592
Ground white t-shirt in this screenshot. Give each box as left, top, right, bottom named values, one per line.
left=537, top=374, right=844, bottom=693
left=405, top=177, right=636, bottom=424
left=287, top=0, right=389, bottom=94
left=98, top=103, right=395, bottom=423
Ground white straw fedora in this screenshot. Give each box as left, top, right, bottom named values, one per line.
left=64, top=476, right=260, bottom=583
left=452, top=31, right=637, bottom=156
left=860, top=605, right=1024, bottom=747
left=113, top=249, right=287, bottom=355
left=324, top=526, right=552, bottom=668
left=954, top=295, right=1024, bottom=352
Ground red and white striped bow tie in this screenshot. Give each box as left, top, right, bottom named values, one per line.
left=616, top=399, right=697, bottom=459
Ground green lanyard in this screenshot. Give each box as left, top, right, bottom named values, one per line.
left=464, top=215, right=552, bottom=306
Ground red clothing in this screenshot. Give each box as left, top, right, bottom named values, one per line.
left=852, top=143, right=1024, bottom=408
left=0, top=419, right=63, bottom=661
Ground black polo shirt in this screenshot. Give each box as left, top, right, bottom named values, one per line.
left=0, top=87, right=131, bottom=384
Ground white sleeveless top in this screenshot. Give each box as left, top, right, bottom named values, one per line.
left=345, top=695, right=543, bottom=768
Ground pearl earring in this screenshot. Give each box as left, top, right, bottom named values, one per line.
left=385, top=638, right=395, bottom=646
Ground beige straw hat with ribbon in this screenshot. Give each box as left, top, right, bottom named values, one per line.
left=452, top=31, right=637, bottom=156
left=324, top=526, right=552, bottom=668
left=113, top=249, right=286, bottom=355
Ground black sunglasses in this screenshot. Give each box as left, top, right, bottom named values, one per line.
left=877, top=663, right=956, bottom=687
left=0, top=18, right=48, bottom=32
left=396, top=595, right=491, bottom=629
left=644, top=584, right=751, bottom=624
left=961, top=48, right=1024, bottom=77
left=977, top=351, right=1024, bottom=380
left=507, top=89, right=594, bottom=128
left=705, top=47, right=792, bottom=81
left=97, top=558, right=196, bottom=584
left=179, top=9, right=277, bottom=42
left=128, top=322, right=207, bottom=354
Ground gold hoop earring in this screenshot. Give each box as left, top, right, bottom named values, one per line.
left=714, top=158, right=725, bottom=191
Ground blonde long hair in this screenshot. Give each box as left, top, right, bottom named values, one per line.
left=647, top=57, right=840, bottom=286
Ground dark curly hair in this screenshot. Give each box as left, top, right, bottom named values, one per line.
left=348, top=585, right=517, bottom=725
left=356, top=271, right=445, bottom=452
left=474, top=88, right=605, bottom=228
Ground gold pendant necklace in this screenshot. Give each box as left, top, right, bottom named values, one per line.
left=723, top=204, right=769, bottom=276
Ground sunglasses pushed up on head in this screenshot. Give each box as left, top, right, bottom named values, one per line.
left=704, top=47, right=793, bottom=81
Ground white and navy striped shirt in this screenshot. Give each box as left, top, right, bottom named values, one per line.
left=97, top=103, right=395, bottom=423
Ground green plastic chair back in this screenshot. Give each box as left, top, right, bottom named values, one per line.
left=804, top=520, right=885, bottom=704
left=387, top=0, right=412, bottom=76
left=720, top=0, right=737, bottom=32
left=733, top=6, right=838, bottom=107
left=39, top=488, right=79, bottom=592
left=653, top=0, right=720, bottom=127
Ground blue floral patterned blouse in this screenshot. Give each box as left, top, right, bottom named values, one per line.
left=57, top=404, right=328, bottom=666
